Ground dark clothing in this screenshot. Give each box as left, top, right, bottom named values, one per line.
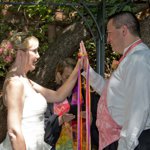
left=44, top=93, right=85, bottom=150
left=103, top=141, right=118, bottom=150
left=44, top=91, right=99, bottom=150
left=44, top=104, right=62, bottom=148
left=135, top=129, right=150, bottom=150
left=90, top=92, right=99, bottom=150
left=103, top=129, right=150, bottom=150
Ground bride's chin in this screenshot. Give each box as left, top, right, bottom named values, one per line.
left=29, top=66, right=36, bottom=71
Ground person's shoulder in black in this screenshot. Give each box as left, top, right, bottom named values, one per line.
left=44, top=103, right=62, bottom=149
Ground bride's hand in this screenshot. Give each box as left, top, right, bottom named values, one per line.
left=79, top=41, right=89, bottom=71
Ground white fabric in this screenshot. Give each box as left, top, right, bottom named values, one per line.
left=83, top=42, right=150, bottom=150
left=0, top=77, right=51, bottom=150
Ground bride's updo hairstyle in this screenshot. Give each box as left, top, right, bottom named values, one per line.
left=0, top=31, right=39, bottom=76
left=9, top=31, right=39, bottom=52
left=3, top=31, right=39, bottom=65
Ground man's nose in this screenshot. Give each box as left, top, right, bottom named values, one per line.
left=107, top=36, right=110, bottom=44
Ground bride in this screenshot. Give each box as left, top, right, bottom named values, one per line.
left=0, top=33, right=82, bottom=150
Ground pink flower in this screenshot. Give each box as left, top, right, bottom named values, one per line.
left=0, top=48, right=3, bottom=55
left=4, top=55, right=13, bottom=63
left=6, top=43, right=13, bottom=49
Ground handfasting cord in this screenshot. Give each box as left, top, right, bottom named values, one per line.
left=77, top=53, right=91, bottom=150
left=77, top=65, right=82, bottom=150
left=85, top=60, right=91, bottom=150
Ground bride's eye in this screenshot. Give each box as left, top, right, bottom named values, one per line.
left=33, top=49, right=38, bottom=54
left=29, top=49, right=38, bottom=54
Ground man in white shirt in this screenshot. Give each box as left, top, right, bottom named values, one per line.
left=80, top=11, right=150, bottom=150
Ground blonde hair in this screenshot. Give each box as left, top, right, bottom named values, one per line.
left=0, top=32, right=39, bottom=69
left=4, top=33, right=39, bottom=75
left=9, top=32, right=39, bottom=51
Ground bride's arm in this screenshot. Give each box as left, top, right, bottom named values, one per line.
left=5, top=78, right=26, bottom=150
left=31, top=59, right=81, bottom=103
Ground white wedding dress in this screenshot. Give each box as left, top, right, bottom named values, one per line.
left=0, top=77, right=51, bottom=150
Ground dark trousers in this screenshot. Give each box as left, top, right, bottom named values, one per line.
left=103, top=129, right=150, bottom=150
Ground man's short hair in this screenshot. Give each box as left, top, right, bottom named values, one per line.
left=108, top=11, right=141, bottom=37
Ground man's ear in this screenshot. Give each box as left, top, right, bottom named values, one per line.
left=55, top=72, right=62, bottom=85
left=122, top=25, right=128, bottom=36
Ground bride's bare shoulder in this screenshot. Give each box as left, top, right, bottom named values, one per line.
left=2, top=76, right=24, bottom=106
left=4, top=76, right=24, bottom=90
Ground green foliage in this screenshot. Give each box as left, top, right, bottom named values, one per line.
left=106, top=0, right=134, bottom=17
left=0, top=0, right=136, bottom=77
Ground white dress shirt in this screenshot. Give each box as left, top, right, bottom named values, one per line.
left=82, top=42, right=150, bottom=150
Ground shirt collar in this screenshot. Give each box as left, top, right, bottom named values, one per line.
left=123, top=39, right=141, bottom=55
